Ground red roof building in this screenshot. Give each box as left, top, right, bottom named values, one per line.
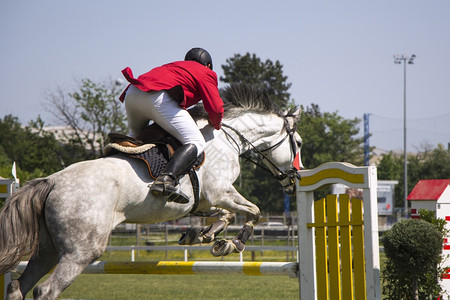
left=408, top=180, right=450, bottom=219
left=407, top=179, right=450, bottom=201
left=407, top=179, right=450, bottom=292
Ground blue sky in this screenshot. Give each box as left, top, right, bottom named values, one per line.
left=1, top=0, right=449, bottom=152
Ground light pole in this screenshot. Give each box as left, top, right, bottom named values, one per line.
left=394, top=54, right=416, bottom=217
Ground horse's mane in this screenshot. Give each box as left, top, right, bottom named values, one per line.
left=189, top=83, right=282, bottom=120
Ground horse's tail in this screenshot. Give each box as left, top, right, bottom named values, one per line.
left=0, top=178, right=55, bottom=273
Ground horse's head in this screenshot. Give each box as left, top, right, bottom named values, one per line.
left=260, top=107, right=303, bottom=195
left=217, top=83, right=303, bottom=195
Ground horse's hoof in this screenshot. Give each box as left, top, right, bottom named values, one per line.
left=232, top=239, right=245, bottom=252
left=211, top=239, right=235, bottom=256
left=6, top=280, right=23, bottom=300
left=178, top=228, right=202, bottom=245
left=201, top=234, right=213, bottom=243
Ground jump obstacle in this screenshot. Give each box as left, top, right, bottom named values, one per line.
left=12, top=261, right=297, bottom=277
left=297, top=162, right=380, bottom=300
left=1, top=162, right=381, bottom=300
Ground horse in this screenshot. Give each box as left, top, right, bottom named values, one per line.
left=0, top=83, right=303, bottom=300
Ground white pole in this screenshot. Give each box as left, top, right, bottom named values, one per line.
left=2, top=273, right=12, bottom=300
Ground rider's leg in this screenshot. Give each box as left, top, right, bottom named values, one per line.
left=150, top=143, right=198, bottom=203
left=124, top=88, right=206, bottom=153
left=123, top=85, right=153, bottom=138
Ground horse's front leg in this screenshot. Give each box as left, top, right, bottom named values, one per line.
left=210, top=212, right=260, bottom=257
left=200, top=209, right=236, bottom=243
left=205, top=186, right=261, bottom=257
left=231, top=212, right=260, bottom=252
left=178, top=209, right=235, bottom=245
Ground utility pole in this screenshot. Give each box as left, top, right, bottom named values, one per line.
left=364, top=113, right=371, bottom=166
left=393, top=54, right=416, bottom=216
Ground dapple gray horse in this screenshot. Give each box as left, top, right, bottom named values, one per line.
left=0, top=83, right=303, bottom=299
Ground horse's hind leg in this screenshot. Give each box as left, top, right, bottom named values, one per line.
left=7, top=220, right=58, bottom=300
left=32, top=255, right=94, bottom=300
left=31, top=227, right=109, bottom=300
left=10, top=250, right=59, bottom=300
left=9, top=251, right=59, bottom=300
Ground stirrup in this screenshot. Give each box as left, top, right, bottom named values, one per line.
left=150, top=175, right=176, bottom=195
left=167, top=190, right=190, bottom=204
left=150, top=176, right=190, bottom=204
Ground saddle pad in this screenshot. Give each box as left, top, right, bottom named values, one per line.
left=104, top=142, right=173, bottom=179
left=105, top=142, right=205, bottom=180
left=130, top=145, right=172, bottom=179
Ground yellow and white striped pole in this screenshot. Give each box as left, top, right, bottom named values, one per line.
left=14, top=261, right=297, bottom=277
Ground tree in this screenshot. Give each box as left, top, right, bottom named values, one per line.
left=0, top=115, right=84, bottom=181
left=377, top=144, right=450, bottom=208
left=418, top=144, right=450, bottom=179
left=45, top=78, right=127, bottom=158
left=299, top=104, right=364, bottom=169
left=377, top=152, right=403, bottom=180
left=221, top=53, right=292, bottom=108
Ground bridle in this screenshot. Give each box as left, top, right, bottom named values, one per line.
left=221, top=114, right=301, bottom=190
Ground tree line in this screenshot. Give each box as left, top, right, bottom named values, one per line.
left=1, top=53, right=449, bottom=212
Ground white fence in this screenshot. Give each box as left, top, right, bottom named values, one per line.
left=105, top=245, right=298, bottom=262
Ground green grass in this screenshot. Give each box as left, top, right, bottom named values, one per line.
left=39, top=274, right=299, bottom=300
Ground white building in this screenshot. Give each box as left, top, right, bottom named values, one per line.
left=407, top=179, right=450, bottom=298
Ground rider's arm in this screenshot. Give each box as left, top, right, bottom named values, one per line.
left=197, top=72, right=224, bottom=130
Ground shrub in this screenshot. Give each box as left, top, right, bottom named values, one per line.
left=382, top=218, right=444, bottom=299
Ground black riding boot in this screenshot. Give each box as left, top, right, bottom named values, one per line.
left=150, top=143, right=198, bottom=204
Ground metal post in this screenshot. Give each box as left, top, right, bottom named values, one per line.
left=394, top=54, right=416, bottom=217
left=364, top=113, right=370, bottom=166
left=403, top=60, right=408, bottom=216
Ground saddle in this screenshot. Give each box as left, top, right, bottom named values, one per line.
left=104, top=124, right=205, bottom=180
left=105, top=124, right=204, bottom=213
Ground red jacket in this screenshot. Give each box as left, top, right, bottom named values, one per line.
left=119, top=61, right=224, bottom=130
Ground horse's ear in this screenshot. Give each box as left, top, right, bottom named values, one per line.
left=290, top=107, right=301, bottom=118
left=283, top=106, right=301, bottom=121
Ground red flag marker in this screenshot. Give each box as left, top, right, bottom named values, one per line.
left=293, top=152, right=301, bottom=170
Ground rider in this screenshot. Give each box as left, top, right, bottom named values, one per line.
left=119, top=48, right=224, bottom=204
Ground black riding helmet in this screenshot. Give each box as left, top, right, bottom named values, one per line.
left=185, top=48, right=213, bottom=70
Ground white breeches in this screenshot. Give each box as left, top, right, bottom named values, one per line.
left=123, top=85, right=206, bottom=154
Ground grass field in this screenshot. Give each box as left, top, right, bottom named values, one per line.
left=25, top=273, right=299, bottom=299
